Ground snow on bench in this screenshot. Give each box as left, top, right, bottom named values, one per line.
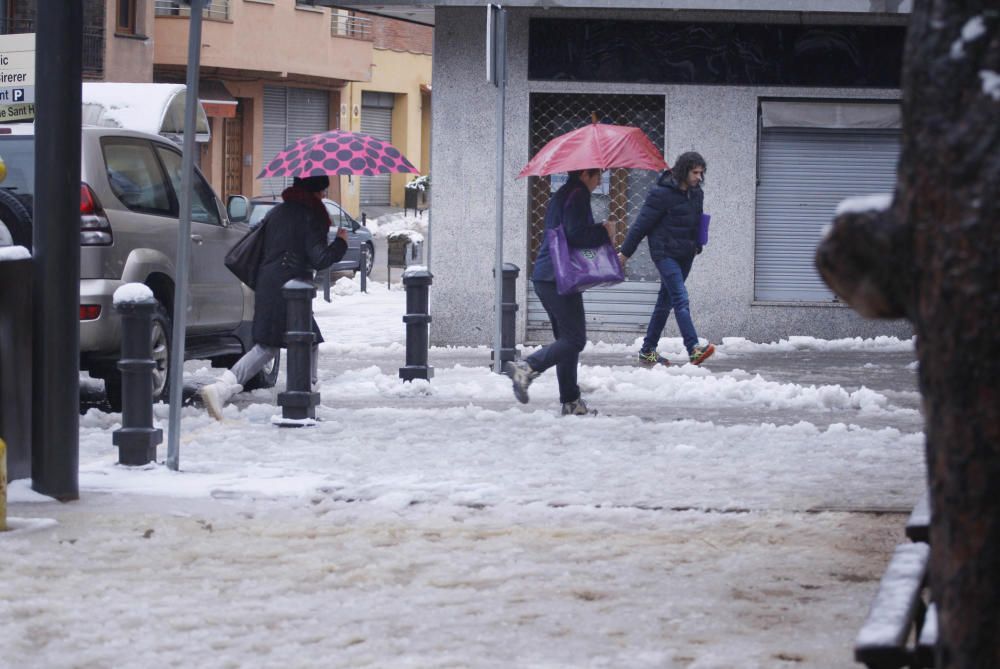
left=854, top=541, right=930, bottom=669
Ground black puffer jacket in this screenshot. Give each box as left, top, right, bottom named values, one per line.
left=252, top=188, right=347, bottom=347
left=620, top=170, right=703, bottom=262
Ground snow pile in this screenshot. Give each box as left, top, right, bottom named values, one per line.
left=834, top=193, right=893, bottom=216
left=0, top=245, right=30, bottom=261
left=950, top=15, right=987, bottom=59
left=368, top=211, right=428, bottom=239
left=331, top=275, right=358, bottom=296
left=718, top=335, right=914, bottom=353
left=113, top=282, right=154, bottom=305
left=980, top=70, right=1000, bottom=100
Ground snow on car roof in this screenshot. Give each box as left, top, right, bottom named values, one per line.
left=81, top=83, right=211, bottom=143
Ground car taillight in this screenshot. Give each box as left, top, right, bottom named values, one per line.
left=80, top=183, right=112, bottom=246
left=80, top=305, right=102, bottom=320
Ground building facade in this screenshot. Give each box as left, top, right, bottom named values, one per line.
left=417, top=2, right=914, bottom=346
left=338, top=14, right=432, bottom=213
left=152, top=0, right=373, bottom=203
left=2, top=0, right=154, bottom=82
left=2, top=0, right=431, bottom=215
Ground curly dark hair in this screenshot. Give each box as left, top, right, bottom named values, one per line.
left=671, top=151, right=707, bottom=184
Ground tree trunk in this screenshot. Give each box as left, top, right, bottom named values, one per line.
left=816, top=3, right=999, bottom=667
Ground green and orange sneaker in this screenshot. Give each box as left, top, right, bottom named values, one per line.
left=689, top=343, right=715, bottom=365
left=638, top=349, right=670, bottom=366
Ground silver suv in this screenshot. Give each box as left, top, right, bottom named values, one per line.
left=0, top=125, right=277, bottom=409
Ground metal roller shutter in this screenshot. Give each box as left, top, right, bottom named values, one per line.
left=261, top=85, right=329, bottom=196
left=360, top=104, right=393, bottom=205
left=754, top=128, right=900, bottom=301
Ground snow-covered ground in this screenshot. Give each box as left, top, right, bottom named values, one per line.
left=2, top=276, right=926, bottom=669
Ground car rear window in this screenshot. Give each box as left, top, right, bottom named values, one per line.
left=102, top=138, right=173, bottom=215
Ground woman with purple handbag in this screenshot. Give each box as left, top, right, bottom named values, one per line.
left=505, top=168, right=618, bottom=416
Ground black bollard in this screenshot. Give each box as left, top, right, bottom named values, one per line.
left=491, top=263, right=520, bottom=365
left=322, top=266, right=332, bottom=303
left=112, top=286, right=163, bottom=465
left=275, top=279, right=320, bottom=426
left=399, top=268, right=433, bottom=382
left=359, top=243, right=368, bottom=294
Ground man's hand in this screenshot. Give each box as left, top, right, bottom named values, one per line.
left=336, top=227, right=349, bottom=241
left=617, top=252, right=628, bottom=267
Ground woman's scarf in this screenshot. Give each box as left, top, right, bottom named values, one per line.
left=281, top=186, right=330, bottom=230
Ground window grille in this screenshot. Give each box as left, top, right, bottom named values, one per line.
left=331, top=10, right=373, bottom=41
left=527, top=93, right=665, bottom=280
left=154, top=0, right=230, bottom=21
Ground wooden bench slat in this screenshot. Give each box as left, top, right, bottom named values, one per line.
left=854, top=542, right=930, bottom=668
left=906, top=490, right=931, bottom=543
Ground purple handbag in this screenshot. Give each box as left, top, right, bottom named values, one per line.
left=546, top=224, right=625, bottom=295
left=698, top=213, right=711, bottom=246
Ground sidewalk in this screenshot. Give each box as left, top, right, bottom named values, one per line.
left=3, top=278, right=925, bottom=668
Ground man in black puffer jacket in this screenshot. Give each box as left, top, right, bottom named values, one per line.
left=200, top=174, right=348, bottom=420
left=618, top=151, right=715, bottom=366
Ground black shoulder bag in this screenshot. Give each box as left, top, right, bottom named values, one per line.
left=224, top=216, right=269, bottom=289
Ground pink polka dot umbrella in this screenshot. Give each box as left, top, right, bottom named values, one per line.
left=257, top=130, right=420, bottom=179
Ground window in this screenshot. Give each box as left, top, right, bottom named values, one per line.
left=155, top=146, right=223, bottom=226
left=102, top=140, right=172, bottom=215
left=117, top=0, right=136, bottom=35
left=529, top=19, right=906, bottom=88
left=324, top=202, right=350, bottom=229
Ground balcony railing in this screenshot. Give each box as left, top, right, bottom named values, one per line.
left=0, top=19, right=104, bottom=78
left=331, top=11, right=373, bottom=41
left=154, top=0, right=231, bottom=21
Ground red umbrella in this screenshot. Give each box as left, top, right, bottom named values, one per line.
left=518, top=122, right=666, bottom=178
left=258, top=130, right=419, bottom=179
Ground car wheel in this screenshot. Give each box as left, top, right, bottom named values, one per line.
left=244, top=348, right=280, bottom=390
left=149, top=302, right=172, bottom=401
left=364, top=241, right=375, bottom=276
left=103, top=300, right=172, bottom=412
left=0, top=188, right=33, bottom=251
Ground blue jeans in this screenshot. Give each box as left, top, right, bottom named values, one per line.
left=642, top=255, right=698, bottom=354
left=527, top=280, right=587, bottom=404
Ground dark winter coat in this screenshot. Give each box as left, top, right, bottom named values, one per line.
left=619, top=170, right=704, bottom=262
left=251, top=188, right=347, bottom=347
left=531, top=176, right=611, bottom=282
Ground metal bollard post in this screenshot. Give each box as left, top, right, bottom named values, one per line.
left=112, top=287, right=163, bottom=465
left=275, top=279, right=319, bottom=426
left=399, top=268, right=433, bottom=382
left=1, top=438, right=6, bottom=531
left=322, top=267, right=332, bottom=303
left=359, top=242, right=368, bottom=294
left=491, top=263, right=520, bottom=365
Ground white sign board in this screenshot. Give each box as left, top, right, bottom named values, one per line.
left=0, top=33, right=35, bottom=121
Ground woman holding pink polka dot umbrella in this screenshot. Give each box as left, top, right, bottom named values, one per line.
left=257, top=130, right=420, bottom=180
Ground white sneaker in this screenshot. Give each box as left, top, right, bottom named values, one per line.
left=200, top=371, right=242, bottom=421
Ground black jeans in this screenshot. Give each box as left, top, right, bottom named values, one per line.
left=527, top=280, right=587, bottom=404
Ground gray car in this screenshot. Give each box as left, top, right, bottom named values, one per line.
left=0, top=126, right=277, bottom=410
left=241, top=195, right=375, bottom=277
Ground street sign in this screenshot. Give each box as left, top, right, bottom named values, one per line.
left=0, top=33, right=35, bottom=122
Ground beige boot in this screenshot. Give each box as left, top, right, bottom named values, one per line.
left=200, top=370, right=242, bottom=421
